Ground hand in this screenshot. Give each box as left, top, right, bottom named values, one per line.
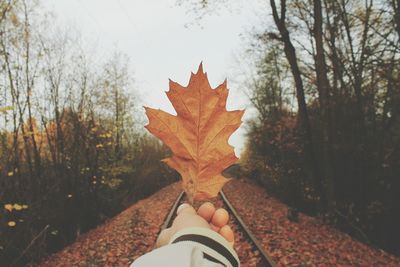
left=156, top=202, right=234, bottom=247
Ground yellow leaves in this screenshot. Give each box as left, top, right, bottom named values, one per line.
left=4, top=203, right=28, bottom=212
left=13, top=204, right=22, bottom=211
left=4, top=204, right=13, bottom=212
left=96, top=141, right=112, bottom=148
left=144, top=63, right=244, bottom=202
left=23, top=131, right=36, bottom=137
left=7, top=168, right=18, bottom=177
left=95, top=132, right=113, bottom=149
left=103, top=178, right=122, bottom=188
left=99, top=132, right=112, bottom=138
left=51, top=230, right=59, bottom=235
left=80, top=167, right=90, bottom=174
left=10, top=12, right=19, bottom=26
left=0, top=106, right=14, bottom=113
left=3, top=204, right=23, bottom=227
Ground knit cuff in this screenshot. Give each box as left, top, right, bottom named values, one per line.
left=169, top=227, right=240, bottom=267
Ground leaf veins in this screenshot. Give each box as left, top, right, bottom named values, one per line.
left=144, top=63, right=244, bottom=202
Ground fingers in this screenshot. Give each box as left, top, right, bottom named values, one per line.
left=211, top=208, right=229, bottom=228
left=198, top=205, right=234, bottom=246
left=197, top=202, right=215, bottom=222
left=219, top=225, right=234, bottom=246
left=159, top=203, right=234, bottom=248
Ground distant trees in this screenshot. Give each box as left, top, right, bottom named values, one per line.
left=96, top=52, right=134, bottom=160
left=0, top=1, right=177, bottom=265
left=182, top=0, right=400, bottom=256
left=256, top=0, right=400, bottom=256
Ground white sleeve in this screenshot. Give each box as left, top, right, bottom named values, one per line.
left=130, top=227, right=240, bottom=267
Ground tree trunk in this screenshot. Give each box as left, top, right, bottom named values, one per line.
left=270, top=0, right=325, bottom=210
left=313, top=0, right=336, bottom=212
left=23, top=1, right=42, bottom=188
left=394, top=0, right=400, bottom=38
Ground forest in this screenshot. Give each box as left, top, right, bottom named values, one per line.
left=237, top=0, right=400, bottom=257
left=1, top=0, right=400, bottom=266
left=0, top=1, right=179, bottom=265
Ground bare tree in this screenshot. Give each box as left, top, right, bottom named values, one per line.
left=313, top=0, right=336, bottom=211
left=269, top=0, right=326, bottom=209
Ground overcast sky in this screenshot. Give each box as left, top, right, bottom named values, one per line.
left=41, top=0, right=268, bottom=155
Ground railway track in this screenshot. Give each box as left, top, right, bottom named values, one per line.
left=160, top=191, right=276, bottom=267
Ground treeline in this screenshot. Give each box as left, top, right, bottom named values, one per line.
left=0, top=1, right=177, bottom=266
left=240, top=0, right=400, bottom=256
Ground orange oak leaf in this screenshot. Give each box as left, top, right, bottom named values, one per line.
left=144, top=63, right=244, bottom=202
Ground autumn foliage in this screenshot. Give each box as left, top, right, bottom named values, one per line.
left=145, top=64, right=244, bottom=202
left=0, top=2, right=178, bottom=265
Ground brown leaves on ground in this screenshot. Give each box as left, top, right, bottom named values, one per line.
left=39, top=183, right=181, bottom=267
left=41, top=179, right=400, bottom=266
left=144, top=63, right=244, bottom=202
left=223, top=179, right=400, bottom=267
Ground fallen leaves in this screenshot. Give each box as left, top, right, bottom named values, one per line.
left=13, top=204, right=22, bottom=211
left=223, top=179, right=400, bottom=267
left=4, top=204, right=13, bottom=212
left=39, top=183, right=182, bottom=266
left=4, top=203, right=28, bottom=212
left=39, top=180, right=400, bottom=267
left=145, top=63, right=244, bottom=202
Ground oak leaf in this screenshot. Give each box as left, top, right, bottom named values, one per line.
left=144, top=63, right=244, bottom=202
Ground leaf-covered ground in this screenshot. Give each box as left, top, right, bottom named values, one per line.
left=223, top=179, right=400, bottom=267
left=40, top=179, right=400, bottom=267
left=39, top=183, right=181, bottom=266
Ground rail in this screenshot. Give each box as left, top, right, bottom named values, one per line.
left=161, top=191, right=276, bottom=266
